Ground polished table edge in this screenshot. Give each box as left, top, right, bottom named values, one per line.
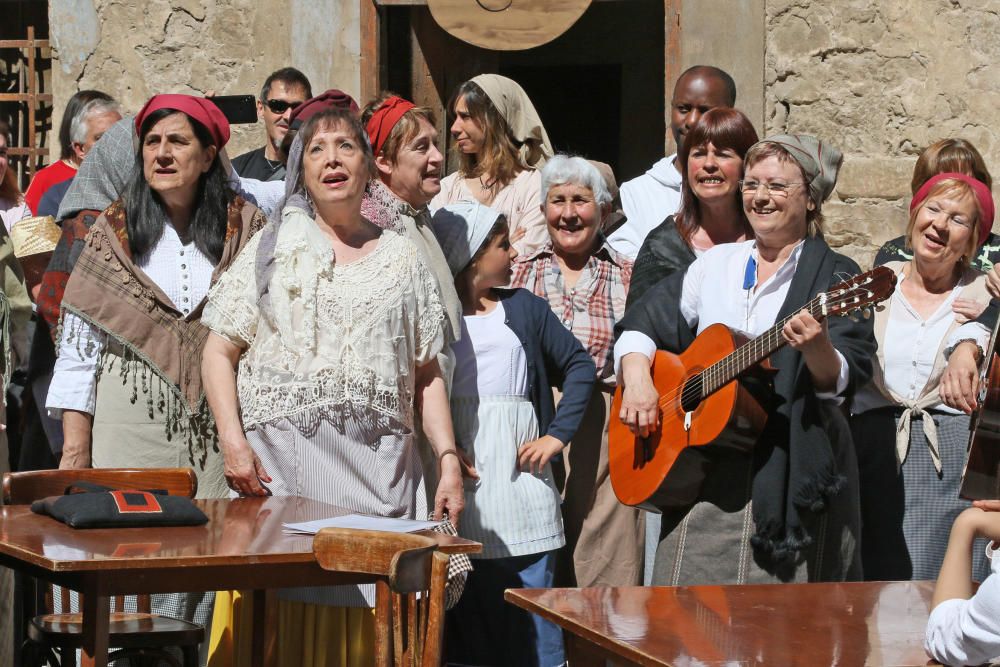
left=505, top=587, right=666, bottom=667
left=505, top=582, right=938, bottom=667
left=0, top=532, right=479, bottom=573
left=0, top=502, right=481, bottom=574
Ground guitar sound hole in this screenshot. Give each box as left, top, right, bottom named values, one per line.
left=680, top=376, right=703, bottom=413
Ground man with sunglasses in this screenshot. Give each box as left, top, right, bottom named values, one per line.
left=232, top=67, right=312, bottom=181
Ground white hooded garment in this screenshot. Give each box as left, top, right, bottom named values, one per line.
left=607, top=154, right=683, bottom=259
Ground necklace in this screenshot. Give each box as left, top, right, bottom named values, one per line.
left=478, top=174, right=498, bottom=192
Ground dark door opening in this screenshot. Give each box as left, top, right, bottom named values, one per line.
left=384, top=0, right=665, bottom=182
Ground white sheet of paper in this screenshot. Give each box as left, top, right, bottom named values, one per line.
left=282, top=514, right=441, bottom=535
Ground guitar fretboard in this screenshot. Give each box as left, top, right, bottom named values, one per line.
left=700, top=293, right=826, bottom=397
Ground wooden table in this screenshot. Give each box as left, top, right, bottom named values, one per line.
left=0, top=495, right=479, bottom=667
left=507, top=581, right=937, bottom=666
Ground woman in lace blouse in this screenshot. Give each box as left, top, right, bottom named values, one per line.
left=201, top=107, right=465, bottom=666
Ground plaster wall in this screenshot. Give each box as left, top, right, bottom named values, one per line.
left=47, top=0, right=362, bottom=159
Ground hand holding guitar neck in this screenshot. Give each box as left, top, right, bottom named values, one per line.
left=782, top=309, right=840, bottom=393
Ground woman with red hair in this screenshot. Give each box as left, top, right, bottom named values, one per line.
left=628, top=107, right=759, bottom=306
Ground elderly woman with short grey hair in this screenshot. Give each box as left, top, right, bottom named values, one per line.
left=510, top=154, right=644, bottom=587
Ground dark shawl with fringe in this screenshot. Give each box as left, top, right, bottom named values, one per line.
left=616, top=235, right=876, bottom=576
left=59, top=196, right=266, bottom=466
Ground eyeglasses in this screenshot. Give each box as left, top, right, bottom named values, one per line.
left=263, top=98, right=303, bottom=114
left=739, top=180, right=806, bottom=198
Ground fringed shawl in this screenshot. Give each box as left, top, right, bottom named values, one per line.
left=59, top=196, right=266, bottom=465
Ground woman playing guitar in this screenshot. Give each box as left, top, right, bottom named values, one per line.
left=615, top=135, right=877, bottom=585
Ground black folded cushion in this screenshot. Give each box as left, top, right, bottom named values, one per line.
left=31, top=487, right=208, bottom=529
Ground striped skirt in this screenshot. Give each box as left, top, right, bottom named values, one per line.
left=855, top=408, right=990, bottom=582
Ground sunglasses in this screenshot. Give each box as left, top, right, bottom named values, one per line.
left=263, top=98, right=303, bottom=114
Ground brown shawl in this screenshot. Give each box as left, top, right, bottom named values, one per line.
left=59, top=196, right=266, bottom=465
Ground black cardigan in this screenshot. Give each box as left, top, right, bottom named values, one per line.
left=616, top=236, right=877, bottom=573
left=495, top=288, right=596, bottom=444
left=627, top=215, right=697, bottom=309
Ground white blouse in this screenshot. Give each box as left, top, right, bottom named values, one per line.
left=201, top=225, right=446, bottom=432
left=926, top=552, right=1000, bottom=667
left=852, top=272, right=991, bottom=415
left=0, top=197, right=29, bottom=233
left=451, top=301, right=528, bottom=399
left=614, top=240, right=849, bottom=398
left=46, top=223, right=215, bottom=416
left=227, top=167, right=284, bottom=219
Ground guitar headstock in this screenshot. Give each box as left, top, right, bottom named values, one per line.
left=821, top=266, right=897, bottom=319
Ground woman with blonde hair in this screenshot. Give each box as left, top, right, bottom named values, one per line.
left=876, top=138, right=997, bottom=271
left=853, top=173, right=995, bottom=582
left=431, top=74, right=554, bottom=256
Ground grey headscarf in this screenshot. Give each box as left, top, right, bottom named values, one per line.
left=752, top=134, right=843, bottom=208
left=56, top=115, right=135, bottom=220
left=432, top=202, right=505, bottom=276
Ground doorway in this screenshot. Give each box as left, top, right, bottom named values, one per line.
left=381, top=0, right=666, bottom=182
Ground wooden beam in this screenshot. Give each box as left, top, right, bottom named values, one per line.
left=664, top=0, right=682, bottom=154
left=0, top=40, right=51, bottom=49
left=360, top=0, right=381, bottom=104
left=0, top=93, right=53, bottom=102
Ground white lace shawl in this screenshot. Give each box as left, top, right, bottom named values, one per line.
left=202, top=206, right=447, bottom=431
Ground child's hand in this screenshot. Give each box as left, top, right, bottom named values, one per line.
left=958, top=506, right=1000, bottom=543
left=973, top=499, right=1000, bottom=512
left=517, top=435, right=564, bottom=475
left=458, top=449, right=479, bottom=480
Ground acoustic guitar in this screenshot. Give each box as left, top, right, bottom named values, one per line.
left=609, top=266, right=897, bottom=509
left=960, top=302, right=1000, bottom=500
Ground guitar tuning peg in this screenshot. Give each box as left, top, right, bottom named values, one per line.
left=875, top=304, right=886, bottom=312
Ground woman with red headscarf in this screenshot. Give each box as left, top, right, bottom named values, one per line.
left=48, top=94, right=265, bottom=489
left=361, top=93, right=462, bottom=363
left=44, top=93, right=266, bottom=643
left=852, top=173, right=996, bottom=583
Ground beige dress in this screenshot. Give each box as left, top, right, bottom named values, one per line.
left=431, top=169, right=548, bottom=257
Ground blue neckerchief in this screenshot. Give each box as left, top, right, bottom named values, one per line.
left=743, top=253, right=757, bottom=290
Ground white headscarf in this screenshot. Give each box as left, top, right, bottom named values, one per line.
left=470, top=74, right=553, bottom=169
left=431, top=201, right=505, bottom=276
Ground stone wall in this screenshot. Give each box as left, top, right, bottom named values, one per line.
left=47, top=0, right=999, bottom=270
left=47, top=0, right=362, bottom=160
left=765, top=0, right=1000, bottom=268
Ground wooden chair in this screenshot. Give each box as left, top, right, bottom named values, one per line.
left=313, top=528, right=450, bottom=667
left=3, top=468, right=204, bottom=667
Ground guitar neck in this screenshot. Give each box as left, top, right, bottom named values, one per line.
left=702, top=294, right=825, bottom=396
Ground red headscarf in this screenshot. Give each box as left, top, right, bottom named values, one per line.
left=289, top=89, right=360, bottom=130
left=911, top=172, right=995, bottom=247
left=365, top=96, right=416, bottom=157
left=135, top=94, right=230, bottom=148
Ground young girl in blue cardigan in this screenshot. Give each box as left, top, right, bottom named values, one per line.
left=433, top=201, right=595, bottom=667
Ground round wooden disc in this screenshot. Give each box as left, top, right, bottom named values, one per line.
left=428, top=0, right=591, bottom=51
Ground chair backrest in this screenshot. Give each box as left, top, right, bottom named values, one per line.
left=2, top=467, right=198, bottom=505
left=314, top=528, right=450, bottom=667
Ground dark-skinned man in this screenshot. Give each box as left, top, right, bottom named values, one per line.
left=608, top=66, right=737, bottom=259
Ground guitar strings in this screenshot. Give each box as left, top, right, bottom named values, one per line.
left=653, top=286, right=879, bottom=411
